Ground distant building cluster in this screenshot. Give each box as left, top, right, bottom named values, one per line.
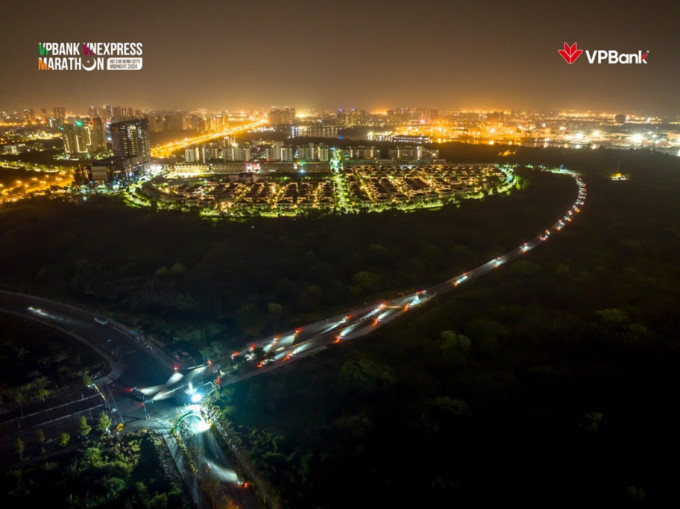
left=60, top=118, right=106, bottom=155
left=268, top=107, right=296, bottom=125
left=147, top=111, right=187, bottom=131
left=54, top=105, right=160, bottom=186
left=342, top=146, right=380, bottom=160
left=387, top=108, right=439, bottom=124
left=51, top=107, right=65, bottom=126
left=91, top=105, right=144, bottom=123
left=1, top=140, right=48, bottom=155
left=185, top=143, right=226, bottom=163
left=291, top=125, right=339, bottom=138
left=336, top=108, right=368, bottom=126
left=14, top=104, right=144, bottom=130
left=19, top=104, right=144, bottom=134
left=344, top=163, right=501, bottom=205
left=181, top=138, right=439, bottom=166
left=388, top=145, right=439, bottom=160
left=183, top=140, right=332, bottom=164
left=8, top=105, right=252, bottom=143
left=4, top=103, right=680, bottom=190
left=269, top=107, right=387, bottom=133
left=132, top=162, right=511, bottom=217
left=147, top=110, right=233, bottom=133
left=78, top=118, right=151, bottom=184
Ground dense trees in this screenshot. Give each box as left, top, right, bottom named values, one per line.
left=35, top=429, right=45, bottom=453
left=78, top=415, right=92, bottom=438
left=2, top=144, right=680, bottom=506
left=0, top=314, right=105, bottom=412
left=58, top=433, right=70, bottom=447
left=1, top=431, right=190, bottom=508
left=97, top=411, right=112, bottom=434
left=215, top=148, right=680, bottom=507
left=0, top=165, right=573, bottom=363
left=14, top=438, right=23, bottom=461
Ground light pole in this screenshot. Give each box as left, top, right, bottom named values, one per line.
left=104, top=383, right=124, bottom=425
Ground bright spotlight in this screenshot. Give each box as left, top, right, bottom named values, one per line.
left=191, top=393, right=203, bottom=403
left=194, top=420, right=211, bottom=433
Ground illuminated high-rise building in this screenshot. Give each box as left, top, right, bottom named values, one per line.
left=51, top=106, right=66, bottom=127
left=223, top=144, right=251, bottom=161
left=336, top=108, right=367, bottom=126
left=61, top=118, right=108, bottom=155
left=269, top=107, right=296, bottom=125
left=53, top=106, right=66, bottom=120
left=183, top=144, right=220, bottom=163
left=415, top=108, right=438, bottom=123
left=110, top=106, right=137, bottom=122
left=165, top=111, right=185, bottom=131
left=387, top=108, right=412, bottom=124
left=88, top=117, right=107, bottom=152
left=88, top=118, right=150, bottom=183
left=316, top=143, right=329, bottom=162
left=62, top=120, right=93, bottom=154
left=61, top=122, right=87, bottom=154
left=294, top=142, right=330, bottom=161
left=23, top=108, right=36, bottom=124
left=346, top=145, right=380, bottom=160
left=147, top=112, right=166, bottom=132
left=267, top=141, right=292, bottom=161
left=184, top=147, right=199, bottom=162
left=110, top=118, right=150, bottom=161
left=103, top=105, right=113, bottom=123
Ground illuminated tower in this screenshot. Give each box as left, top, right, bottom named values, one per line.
left=269, top=107, right=296, bottom=125
left=110, top=118, right=150, bottom=161
left=88, top=117, right=107, bottom=152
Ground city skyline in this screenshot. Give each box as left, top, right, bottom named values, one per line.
left=7, top=104, right=680, bottom=119
left=3, top=2, right=680, bottom=507
left=2, top=0, right=679, bottom=115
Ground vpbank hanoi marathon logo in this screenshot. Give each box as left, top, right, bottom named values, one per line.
left=558, top=41, right=649, bottom=65
left=37, top=42, right=143, bottom=71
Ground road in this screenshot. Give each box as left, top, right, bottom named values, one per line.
left=181, top=412, right=260, bottom=509
left=0, top=292, right=262, bottom=508
left=224, top=168, right=586, bottom=382
left=150, top=120, right=267, bottom=158
left=0, top=165, right=585, bottom=507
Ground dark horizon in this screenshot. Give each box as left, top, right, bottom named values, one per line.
left=2, top=0, right=679, bottom=116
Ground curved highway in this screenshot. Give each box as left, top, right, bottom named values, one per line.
left=0, top=165, right=585, bottom=508
left=0, top=166, right=585, bottom=389
left=224, top=167, right=586, bottom=383
left=0, top=292, right=260, bottom=508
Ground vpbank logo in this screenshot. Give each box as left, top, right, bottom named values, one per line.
left=558, top=42, right=583, bottom=64
left=558, top=41, right=649, bottom=64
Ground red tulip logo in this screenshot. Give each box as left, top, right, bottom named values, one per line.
left=558, top=42, right=583, bottom=64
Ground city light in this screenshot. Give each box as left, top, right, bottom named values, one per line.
left=150, top=119, right=267, bottom=158
left=2, top=2, right=678, bottom=508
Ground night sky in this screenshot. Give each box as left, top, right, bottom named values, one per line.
left=2, top=0, right=679, bottom=114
